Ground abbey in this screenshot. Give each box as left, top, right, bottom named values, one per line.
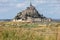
left=13, top=3, right=51, bottom=22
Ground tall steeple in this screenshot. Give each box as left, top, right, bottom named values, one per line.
left=30, top=2, right=32, bottom=6
left=30, top=0, right=33, bottom=7
left=29, top=1, right=35, bottom=10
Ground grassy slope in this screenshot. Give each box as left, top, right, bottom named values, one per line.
left=0, top=22, right=60, bottom=40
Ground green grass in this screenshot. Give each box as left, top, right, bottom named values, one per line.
left=0, top=28, right=56, bottom=40
left=0, top=22, right=60, bottom=40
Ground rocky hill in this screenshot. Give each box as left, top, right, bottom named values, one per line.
left=13, top=3, right=51, bottom=22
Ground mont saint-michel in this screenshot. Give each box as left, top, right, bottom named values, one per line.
left=0, top=0, right=60, bottom=40
left=13, top=3, right=51, bottom=22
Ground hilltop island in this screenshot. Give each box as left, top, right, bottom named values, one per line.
left=13, top=3, right=51, bottom=22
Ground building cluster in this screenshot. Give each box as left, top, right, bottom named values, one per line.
left=13, top=3, right=51, bottom=22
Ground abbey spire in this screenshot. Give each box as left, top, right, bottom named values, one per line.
left=30, top=2, right=32, bottom=6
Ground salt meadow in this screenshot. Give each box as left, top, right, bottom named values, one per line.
left=0, top=21, right=60, bottom=40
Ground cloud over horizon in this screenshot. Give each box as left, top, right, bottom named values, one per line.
left=0, top=0, right=60, bottom=19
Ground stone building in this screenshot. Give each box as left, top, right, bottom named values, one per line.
left=13, top=3, right=51, bottom=22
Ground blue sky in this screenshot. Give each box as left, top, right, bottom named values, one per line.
left=0, top=0, right=60, bottom=19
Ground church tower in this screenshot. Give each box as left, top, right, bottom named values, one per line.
left=30, top=2, right=32, bottom=6
left=13, top=1, right=51, bottom=22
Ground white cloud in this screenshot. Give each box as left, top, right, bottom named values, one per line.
left=16, top=3, right=26, bottom=8
left=34, top=0, right=60, bottom=4
left=0, top=0, right=27, bottom=8
left=0, top=0, right=8, bottom=3
left=0, top=0, right=17, bottom=3
left=36, top=0, right=47, bottom=3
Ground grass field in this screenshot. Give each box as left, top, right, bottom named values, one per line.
left=0, top=21, right=60, bottom=40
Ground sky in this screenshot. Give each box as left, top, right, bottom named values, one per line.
left=0, top=0, right=60, bottom=19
